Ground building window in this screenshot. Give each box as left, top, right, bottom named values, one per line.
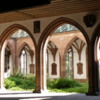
left=66, top=47, right=73, bottom=79
left=5, top=46, right=11, bottom=72
left=21, top=50, right=27, bottom=74
left=51, top=63, right=57, bottom=75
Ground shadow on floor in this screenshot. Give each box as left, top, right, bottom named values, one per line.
left=0, top=93, right=100, bottom=100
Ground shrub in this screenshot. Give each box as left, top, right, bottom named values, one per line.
left=19, top=77, right=35, bottom=89
left=10, top=73, right=24, bottom=78
left=47, top=78, right=55, bottom=88
left=4, top=79, right=16, bottom=89
left=4, top=73, right=35, bottom=90
left=9, top=87, right=23, bottom=91
left=54, top=78, right=81, bottom=89
left=47, top=78, right=81, bottom=89
left=49, top=85, right=88, bottom=93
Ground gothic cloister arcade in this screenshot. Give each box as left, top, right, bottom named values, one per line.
left=0, top=15, right=99, bottom=96
left=37, top=17, right=90, bottom=93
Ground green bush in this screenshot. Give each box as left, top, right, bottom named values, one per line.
left=19, top=78, right=35, bottom=89
left=9, top=87, right=23, bottom=91
left=5, top=73, right=87, bottom=93
left=48, top=78, right=88, bottom=93
left=8, top=77, right=23, bottom=85
left=4, top=79, right=16, bottom=89
left=4, top=73, right=35, bottom=90
left=47, top=78, right=56, bottom=88
left=47, top=78, right=81, bottom=89
left=10, top=73, right=24, bottom=78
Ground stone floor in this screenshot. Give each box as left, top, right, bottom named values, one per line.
left=0, top=91, right=100, bottom=100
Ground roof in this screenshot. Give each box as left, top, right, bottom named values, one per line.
left=0, top=0, right=100, bottom=24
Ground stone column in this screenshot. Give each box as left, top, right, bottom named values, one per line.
left=29, top=50, right=34, bottom=64
left=86, top=44, right=98, bottom=95
left=34, top=46, right=41, bottom=93
left=29, top=50, right=35, bottom=74
left=60, top=53, right=66, bottom=78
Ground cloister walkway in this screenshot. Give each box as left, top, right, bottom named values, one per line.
left=0, top=91, right=100, bottom=100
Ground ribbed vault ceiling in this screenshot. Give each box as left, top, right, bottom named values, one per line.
left=0, top=0, right=100, bottom=23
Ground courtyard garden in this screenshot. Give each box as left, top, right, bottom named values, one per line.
left=4, top=74, right=88, bottom=93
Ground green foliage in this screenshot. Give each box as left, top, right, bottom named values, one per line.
left=10, top=73, right=24, bottom=78
left=47, top=78, right=88, bottom=93
left=5, top=74, right=88, bottom=93
left=4, top=73, right=35, bottom=91
left=9, top=87, right=24, bottom=91
left=55, top=78, right=81, bottom=89
left=47, top=78, right=81, bottom=89
left=7, top=73, right=24, bottom=85
left=4, top=79, right=16, bottom=89
left=47, top=78, right=56, bottom=88
left=49, top=83, right=88, bottom=93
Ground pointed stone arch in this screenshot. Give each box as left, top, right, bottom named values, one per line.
left=36, top=17, right=91, bottom=93
left=17, top=42, right=32, bottom=57
left=64, top=36, right=78, bottom=56
left=7, top=42, right=15, bottom=73
left=39, top=17, right=90, bottom=46
left=0, top=24, right=36, bottom=89
left=63, top=36, right=78, bottom=78
left=47, top=40, right=59, bottom=61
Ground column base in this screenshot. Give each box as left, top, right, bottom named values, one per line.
left=0, top=87, right=6, bottom=92
left=86, top=92, right=100, bottom=96
left=33, top=86, right=41, bottom=93
left=33, top=89, right=41, bottom=93
left=33, top=88, right=48, bottom=93
left=41, top=89, right=48, bottom=93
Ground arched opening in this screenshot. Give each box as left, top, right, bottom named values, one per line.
left=19, top=44, right=35, bottom=75
left=46, top=41, right=60, bottom=79
left=39, top=17, right=90, bottom=93
left=4, top=45, right=12, bottom=78
left=65, top=46, right=73, bottom=79
left=21, top=49, right=27, bottom=74
left=91, top=23, right=100, bottom=94
left=0, top=24, right=36, bottom=92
